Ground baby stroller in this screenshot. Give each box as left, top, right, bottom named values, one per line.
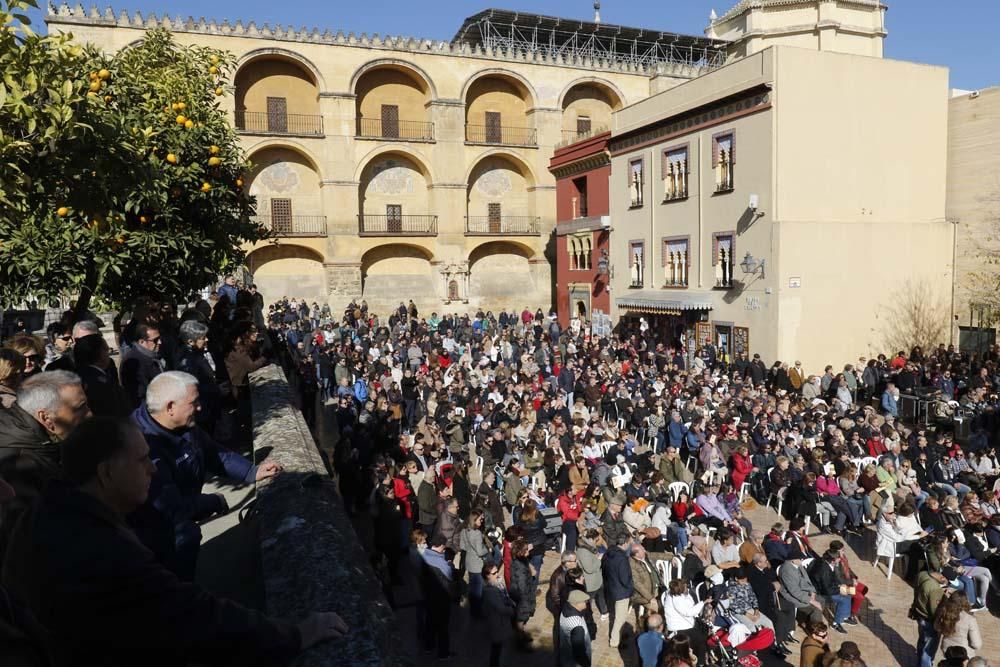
left=706, top=624, right=774, bottom=667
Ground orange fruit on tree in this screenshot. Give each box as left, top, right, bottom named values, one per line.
left=208, top=65, right=218, bottom=75
left=139, top=215, right=149, bottom=224
left=175, top=115, right=187, bottom=125
left=200, top=182, right=212, bottom=192
left=208, top=157, right=221, bottom=167
left=215, top=87, right=224, bottom=96
left=56, top=206, right=69, bottom=217
left=89, top=71, right=98, bottom=80
left=209, top=145, right=220, bottom=155
left=98, top=69, right=111, bottom=80
left=104, top=95, right=112, bottom=103
left=165, top=153, right=178, bottom=164
left=184, top=120, right=194, bottom=129
left=235, top=178, right=243, bottom=187
left=210, top=55, right=219, bottom=64
left=177, top=102, right=186, bottom=111
left=88, top=81, right=101, bottom=92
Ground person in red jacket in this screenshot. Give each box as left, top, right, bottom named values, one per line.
left=730, top=445, right=757, bottom=492
left=556, top=487, right=586, bottom=551
left=867, top=434, right=888, bottom=458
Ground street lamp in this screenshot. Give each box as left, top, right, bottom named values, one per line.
left=739, top=251, right=765, bottom=278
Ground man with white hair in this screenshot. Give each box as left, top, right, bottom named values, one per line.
left=130, top=371, right=281, bottom=579
left=0, top=370, right=91, bottom=559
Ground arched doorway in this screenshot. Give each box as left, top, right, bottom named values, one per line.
left=247, top=245, right=326, bottom=303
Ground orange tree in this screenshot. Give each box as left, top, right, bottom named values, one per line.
left=0, top=0, right=264, bottom=314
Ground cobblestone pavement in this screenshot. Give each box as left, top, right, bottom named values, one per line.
left=394, top=500, right=1000, bottom=667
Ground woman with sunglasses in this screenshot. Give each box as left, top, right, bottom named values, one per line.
left=0, top=348, right=25, bottom=408
left=6, top=334, right=45, bottom=379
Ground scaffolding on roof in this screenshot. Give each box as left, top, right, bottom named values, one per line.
left=453, top=8, right=728, bottom=71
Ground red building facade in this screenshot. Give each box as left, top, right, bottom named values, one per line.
left=549, top=131, right=612, bottom=327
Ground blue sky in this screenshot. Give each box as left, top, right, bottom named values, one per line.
left=32, top=0, right=999, bottom=90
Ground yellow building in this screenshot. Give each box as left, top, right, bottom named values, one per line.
left=607, top=0, right=954, bottom=372
left=47, top=5, right=725, bottom=312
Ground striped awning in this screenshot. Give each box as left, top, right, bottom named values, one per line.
left=615, top=291, right=714, bottom=315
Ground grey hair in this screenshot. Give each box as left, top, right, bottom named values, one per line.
left=560, top=550, right=577, bottom=565
left=178, top=320, right=209, bottom=344
left=146, top=371, right=198, bottom=414
left=17, top=370, right=82, bottom=415
left=71, top=320, right=101, bottom=339
left=967, top=658, right=988, bottom=667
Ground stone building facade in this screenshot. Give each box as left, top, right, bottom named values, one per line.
left=46, top=4, right=722, bottom=314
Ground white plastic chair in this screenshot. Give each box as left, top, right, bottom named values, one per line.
left=738, top=482, right=750, bottom=502
left=655, top=558, right=672, bottom=584
left=668, top=481, right=691, bottom=502
left=765, top=467, right=785, bottom=516
left=475, top=457, right=484, bottom=476
left=860, top=456, right=879, bottom=471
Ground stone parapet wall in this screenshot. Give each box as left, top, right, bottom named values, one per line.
left=249, top=364, right=400, bottom=666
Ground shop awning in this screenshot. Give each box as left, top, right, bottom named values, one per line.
left=615, top=291, right=714, bottom=316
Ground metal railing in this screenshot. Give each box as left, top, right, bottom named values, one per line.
left=254, top=215, right=327, bottom=237
left=466, top=124, right=537, bottom=147
left=235, top=111, right=323, bottom=136
left=358, top=214, right=438, bottom=236
left=557, top=125, right=609, bottom=148
left=465, top=215, right=540, bottom=235
left=356, top=118, right=434, bottom=142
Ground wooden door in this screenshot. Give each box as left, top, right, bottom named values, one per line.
left=487, top=203, right=502, bottom=233
left=485, top=111, right=502, bottom=144
left=266, top=97, right=288, bottom=133
left=381, top=104, right=399, bottom=139
left=270, top=198, right=292, bottom=234
left=386, top=204, right=402, bottom=233
left=576, top=115, right=591, bottom=136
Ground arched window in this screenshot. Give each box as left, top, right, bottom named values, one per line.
left=448, top=280, right=459, bottom=301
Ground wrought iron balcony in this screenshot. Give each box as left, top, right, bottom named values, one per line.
left=254, top=215, right=327, bottom=237
left=235, top=111, right=323, bottom=137
left=465, top=216, right=540, bottom=235
left=356, top=118, right=434, bottom=142
left=358, top=214, right=438, bottom=236
left=465, top=124, right=537, bottom=147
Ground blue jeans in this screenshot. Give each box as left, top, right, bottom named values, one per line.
left=960, top=575, right=977, bottom=605
left=670, top=525, right=689, bottom=552
left=826, top=593, right=851, bottom=625
left=916, top=617, right=940, bottom=667
left=913, top=490, right=929, bottom=510
left=530, top=554, right=544, bottom=584
left=936, top=482, right=972, bottom=501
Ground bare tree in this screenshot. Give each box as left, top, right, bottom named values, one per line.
left=961, top=188, right=1000, bottom=327
left=880, top=278, right=949, bottom=353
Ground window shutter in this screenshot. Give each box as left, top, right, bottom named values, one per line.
left=711, top=234, right=719, bottom=266
left=712, top=137, right=719, bottom=167
left=730, top=134, right=735, bottom=164
left=662, top=239, right=669, bottom=267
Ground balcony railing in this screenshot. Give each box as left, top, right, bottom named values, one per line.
left=356, top=118, right=434, bottom=142
left=466, top=124, right=537, bottom=147
left=235, top=111, right=323, bottom=137
left=255, top=215, right=327, bottom=237
left=358, top=214, right=438, bottom=236
left=465, top=216, right=540, bottom=235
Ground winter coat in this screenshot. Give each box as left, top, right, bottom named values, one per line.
left=2, top=483, right=300, bottom=667
left=482, top=585, right=516, bottom=643
left=601, top=545, right=634, bottom=603
left=509, top=557, right=537, bottom=622
left=576, top=538, right=604, bottom=593
left=459, top=526, right=489, bottom=574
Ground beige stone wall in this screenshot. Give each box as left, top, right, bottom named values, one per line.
left=49, top=11, right=668, bottom=316
left=359, top=154, right=431, bottom=217
left=948, top=88, right=1000, bottom=331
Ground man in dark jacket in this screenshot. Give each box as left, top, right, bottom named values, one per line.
left=807, top=550, right=851, bottom=632
left=73, top=333, right=129, bottom=417
left=120, top=322, right=163, bottom=411
left=0, top=371, right=90, bottom=562
left=601, top=534, right=634, bottom=649
left=2, top=416, right=345, bottom=667
left=130, top=372, right=280, bottom=579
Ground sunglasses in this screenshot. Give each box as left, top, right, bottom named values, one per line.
left=23, top=354, right=40, bottom=361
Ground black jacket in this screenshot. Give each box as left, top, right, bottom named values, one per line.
left=2, top=484, right=300, bottom=667
left=807, top=559, right=840, bottom=597
left=0, top=406, right=60, bottom=561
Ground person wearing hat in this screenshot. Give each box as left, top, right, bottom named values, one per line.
left=779, top=546, right=824, bottom=626
left=558, top=588, right=592, bottom=665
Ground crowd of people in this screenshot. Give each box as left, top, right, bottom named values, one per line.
left=4, top=285, right=1000, bottom=666
left=260, top=297, right=1000, bottom=667
left=0, top=279, right=348, bottom=666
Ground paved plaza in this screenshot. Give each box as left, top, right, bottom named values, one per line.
left=395, top=497, right=1000, bottom=666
